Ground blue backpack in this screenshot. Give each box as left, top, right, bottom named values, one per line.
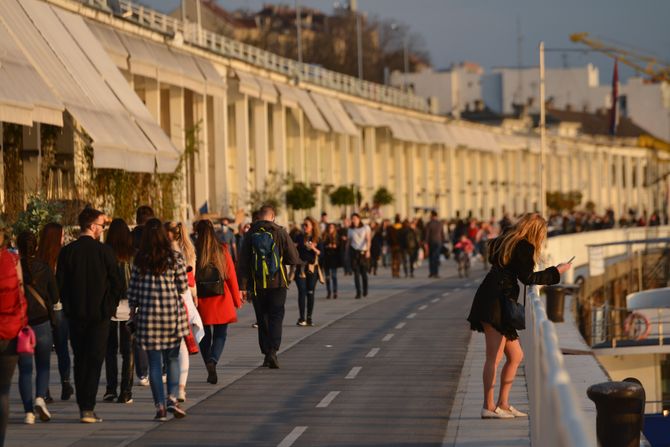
left=250, top=227, right=286, bottom=293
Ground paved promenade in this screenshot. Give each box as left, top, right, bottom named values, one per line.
left=5, top=259, right=532, bottom=447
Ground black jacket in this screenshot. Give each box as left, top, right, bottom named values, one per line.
left=237, top=220, right=302, bottom=291
left=57, top=236, right=124, bottom=322
left=467, top=238, right=560, bottom=339
left=21, top=258, right=58, bottom=327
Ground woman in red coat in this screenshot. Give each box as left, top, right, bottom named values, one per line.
left=193, top=220, right=241, bottom=385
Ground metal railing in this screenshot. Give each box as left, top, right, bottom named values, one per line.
left=591, top=305, right=669, bottom=348
left=523, top=286, right=593, bottom=447
left=77, top=0, right=431, bottom=113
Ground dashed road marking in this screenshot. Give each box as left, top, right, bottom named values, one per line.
left=395, top=322, right=406, bottom=330
left=316, top=391, right=340, bottom=408
left=442, top=292, right=450, bottom=296
left=365, top=348, right=380, bottom=358
left=278, top=426, right=308, bottom=447
left=382, top=333, right=395, bottom=342
left=345, top=366, right=362, bottom=379
left=407, top=313, right=417, bottom=319
left=431, top=298, right=440, bottom=303
left=419, top=304, right=428, bottom=310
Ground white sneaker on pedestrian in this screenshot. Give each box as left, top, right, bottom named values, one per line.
left=24, top=412, right=35, bottom=424
left=162, top=373, right=167, bottom=384
left=481, top=407, right=514, bottom=419
left=34, top=397, right=51, bottom=422
left=139, top=376, right=150, bottom=387
left=501, top=405, right=528, bottom=417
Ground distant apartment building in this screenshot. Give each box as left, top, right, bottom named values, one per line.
left=394, top=63, right=670, bottom=141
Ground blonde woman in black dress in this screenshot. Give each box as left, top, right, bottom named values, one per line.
left=467, top=214, right=571, bottom=419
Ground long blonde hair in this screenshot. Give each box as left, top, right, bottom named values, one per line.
left=165, top=221, right=196, bottom=269
left=492, top=213, right=547, bottom=266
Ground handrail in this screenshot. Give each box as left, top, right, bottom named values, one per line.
left=76, top=0, right=431, bottom=113
left=523, top=286, right=593, bottom=447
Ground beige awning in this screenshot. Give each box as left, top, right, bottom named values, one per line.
left=310, top=92, right=358, bottom=136
left=117, top=32, right=157, bottom=79
left=343, top=102, right=381, bottom=127
left=293, top=88, right=329, bottom=132
left=275, top=82, right=301, bottom=109
left=196, top=59, right=226, bottom=97
left=0, top=20, right=63, bottom=127
left=235, top=70, right=261, bottom=98
left=169, top=48, right=206, bottom=94
left=86, top=21, right=129, bottom=71
left=254, top=76, right=278, bottom=104
left=1, top=0, right=156, bottom=172
left=60, top=9, right=180, bottom=172
left=447, top=122, right=501, bottom=153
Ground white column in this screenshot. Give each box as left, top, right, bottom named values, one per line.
left=234, top=96, right=250, bottom=209
left=211, top=94, right=228, bottom=215
left=394, top=142, right=405, bottom=216
left=615, top=154, right=624, bottom=216
left=272, top=104, right=288, bottom=178
left=168, top=86, right=187, bottom=221
left=481, top=152, right=490, bottom=219
left=340, top=134, right=350, bottom=186
left=635, top=157, right=644, bottom=212
left=604, top=152, right=613, bottom=209
left=297, top=110, right=306, bottom=183
left=315, top=133, right=324, bottom=213
left=193, top=92, right=210, bottom=212
left=253, top=100, right=269, bottom=191
left=446, top=146, right=458, bottom=218
left=421, top=144, right=429, bottom=209
left=624, top=155, right=634, bottom=213
left=407, top=144, right=416, bottom=215
left=459, top=148, right=468, bottom=218
left=365, top=127, right=376, bottom=200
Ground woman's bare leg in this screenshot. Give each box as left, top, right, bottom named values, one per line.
left=482, top=323, right=506, bottom=411
left=497, top=338, right=524, bottom=409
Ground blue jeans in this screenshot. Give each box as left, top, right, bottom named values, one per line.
left=199, top=324, right=229, bottom=365
left=146, top=346, right=180, bottom=406
left=52, top=310, right=71, bottom=383
left=325, top=267, right=338, bottom=295
left=18, top=321, right=53, bottom=412
left=429, top=242, right=442, bottom=276
left=295, top=269, right=318, bottom=321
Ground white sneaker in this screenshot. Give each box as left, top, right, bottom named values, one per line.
left=481, top=407, right=515, bottom=419
left=24, top=412, right=35, bottom=425
left=139, top=376, right=150, bottom=387
left=162, top=374, right=167, bottom=384
left=501, top=406, right=528, bottom=417
left=34, top=397, right=51, bottom=422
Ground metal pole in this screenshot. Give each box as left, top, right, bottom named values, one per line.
left=356, top=13, right=363, bottom=80
left=296, top=0, right=303, bottom=65
left=539, top=41, right=547, bottom=218
left=181, top=0, right=186, bottom=20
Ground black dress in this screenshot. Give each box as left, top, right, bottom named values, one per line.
left=467, top=238, right=560, bottom=340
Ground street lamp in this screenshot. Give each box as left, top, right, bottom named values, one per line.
left=295, top=0, right=303, bottom=65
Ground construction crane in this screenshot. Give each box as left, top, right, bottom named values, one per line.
left=570, top=32, right=670, bottom=83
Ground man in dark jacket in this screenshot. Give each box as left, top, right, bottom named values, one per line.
left=424, top=210, right=445, bottom=278
left=131, top=205, right=154, bottom=251
left=238, top=205, right=301, bottom=369
left=57, top=207, right=123, bottom=423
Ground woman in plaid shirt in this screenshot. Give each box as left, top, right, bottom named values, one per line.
left=127, top=218, right=189, bottom=421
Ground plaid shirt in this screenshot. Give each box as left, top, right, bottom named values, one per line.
left=127, top=252, right=189, bottom=351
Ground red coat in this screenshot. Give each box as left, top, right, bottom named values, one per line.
left=0, top=249, right=27, bottom=339
left=197, top=245, right=241, bottom=325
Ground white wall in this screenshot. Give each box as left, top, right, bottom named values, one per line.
left=622, top=77, right=670, bottom=141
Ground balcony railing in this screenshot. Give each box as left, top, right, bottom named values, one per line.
left=590, top=305, right=670, bottom=349
left=76, top=0, right=431, bottom=113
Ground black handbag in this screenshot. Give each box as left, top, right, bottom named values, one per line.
left=195, top=264, right=223, bottom=298
left=502, top=284, right=527, bottom=330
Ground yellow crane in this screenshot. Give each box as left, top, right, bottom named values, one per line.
left=570, top=32, right=670, bottom=83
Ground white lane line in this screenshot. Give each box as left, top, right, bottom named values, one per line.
left=395, top=322, right=406, bottom=330
left=278, top=426, right=308, bottom=447
left=316, top=391, right=340, bottom=408
left=366, top=348, right=380, bottom=358
left=345, top=366, right=362, bottom=379
left=442, top=292, right=450, bottom=296
left=454, top=288, right=461, bottom=292
left=407, top=313, right=417, bottom=319
left=431, top=298, right=440, bottom=303
left=382, top=333, right=395, bottom=342
left=419, top=304, right=428, bottom=310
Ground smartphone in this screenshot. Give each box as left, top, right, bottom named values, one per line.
left=566, top=256, right=575, bottom=264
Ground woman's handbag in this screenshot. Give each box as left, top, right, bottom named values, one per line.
left=17, top=326, right=36, bottom=354
left=502, top=285, right=527, bottom=331
left=182, top=299, right=199, bottom=355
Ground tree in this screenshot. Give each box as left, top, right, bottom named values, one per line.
left=286, top=182, right=316, bottom=211
left=372, top=187, right=394, bottom=207
left=330, top=185, right=355, bottom=207
left=248, top=172, right=285, bottom=213
left=546, top=190, right=583, bottom=212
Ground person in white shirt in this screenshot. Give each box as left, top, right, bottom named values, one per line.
left=346, top=213, right=371, bottom=299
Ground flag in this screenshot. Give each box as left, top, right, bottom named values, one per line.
left=608, top=59, right=619, bottom=136
left=198, top=201, right=208, bottom=216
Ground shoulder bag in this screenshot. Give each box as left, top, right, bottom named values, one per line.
left=196, top=263, right=224, bottom=298
left=502, top=284, right=527, bottom=331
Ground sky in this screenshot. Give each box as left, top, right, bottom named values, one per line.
left=141, top=0, right=670, bottom=85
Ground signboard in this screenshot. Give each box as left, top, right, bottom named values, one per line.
left=589, top=246, right=605, bottom=277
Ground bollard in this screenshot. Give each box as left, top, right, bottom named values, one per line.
left=587, top=381, right=646, bottom=447
left=543, top=284, right=580, bottom=323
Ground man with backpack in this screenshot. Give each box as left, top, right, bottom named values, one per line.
left=237, top=205, right=301, bottom=369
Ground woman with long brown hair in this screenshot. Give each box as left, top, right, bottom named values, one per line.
left=127, top=218, right=189, bottom=421
left=103, top=219, right=134, bottom=404
left=35, top=223, right=73, bottom=401
left=165, top=221, right=203, bottom=402
left=467, top=213, right=571, bottom=419
left=293, top=216, right=321, bottom=326
left=193, top=220, right=241, bottom=385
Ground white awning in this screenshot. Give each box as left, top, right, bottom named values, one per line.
left=235, top=70, right=261, bottom=98
left=0, top=20, right=63, bottom=126
left=254, top=76, right=278, bottom=104
left=196, top=58, right=226, bottom=97
left=116, top=32, right=157, bottom=79
left=169, top=48, right=206, bottom=94
left=310, top=93, right=358, bottom=136
left=495, top=133, right=528, bottom=151
left=447, top=122, right=501, bottom=153
left=274, top=82, right=300, bottom=109
left=86, top=21, right=128, bottom=71
left=61, top=9, right=180, bottom=172
left=1, top=0, right=156, bottom=172
left=343, top=102, right=381, bottom=127
left=293, top=88, right=329, bottom=132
